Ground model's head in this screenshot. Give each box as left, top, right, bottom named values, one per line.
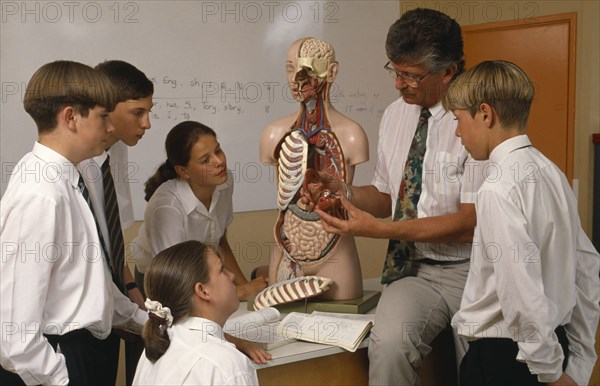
left=144, top=121, right=226, bottom=201
left=384, top=9, right=463, bottom=107
left=286, top=37, right=338, bottom=102
left=443, top=60, right=534, bottom=130
left=142, top=241, right=234, bottom=362
left=24, top=60, right=117, bottom=133
left=95, top=60, right=154, bottom=146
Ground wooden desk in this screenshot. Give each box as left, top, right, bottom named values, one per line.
left=252, top=330, right=456, bottom=386
left=257, top=343, right=369, bottom=386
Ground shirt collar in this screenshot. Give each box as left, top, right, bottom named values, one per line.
left=489, top=134, right=532, bottom=164
left=178, top=316, right=226, bottom=340
left=175, top=178, right=229, bottom=215
left=428, top=100, right=446, bottom=121
left=91, top=150, right=108, bottom=166
left=32, top=142, right=80, bottom=190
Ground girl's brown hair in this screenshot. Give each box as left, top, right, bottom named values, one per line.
left=141, top=240, right=217, bottom=362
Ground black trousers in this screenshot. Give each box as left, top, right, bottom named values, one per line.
left=0, top=329, right=119, bottom=386
left=460, top=326, right=569, bottom=386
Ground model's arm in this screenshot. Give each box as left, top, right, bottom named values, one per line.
left=0, top=196, right=69, bottom=385
left=563, top=228, right=600, bottom=385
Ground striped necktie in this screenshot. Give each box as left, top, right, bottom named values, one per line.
left=102, top=155, right=125, bottom=291
left=77, top=173, right=111, bottom=269
left=381, top=107, right=431, bottom=284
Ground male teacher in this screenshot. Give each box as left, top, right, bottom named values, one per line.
left=315, top=8, right=486, bottom=385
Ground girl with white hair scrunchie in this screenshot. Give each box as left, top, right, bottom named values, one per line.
left=133, top=241, right=259, bottom=385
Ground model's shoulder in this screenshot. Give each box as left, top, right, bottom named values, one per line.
left=327, top=109, right=364, bottom=133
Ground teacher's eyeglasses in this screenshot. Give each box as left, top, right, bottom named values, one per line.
left=384, top=61, right=430, bottom=87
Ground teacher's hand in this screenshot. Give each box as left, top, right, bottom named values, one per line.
left=315, top=197, right=386, bottom=238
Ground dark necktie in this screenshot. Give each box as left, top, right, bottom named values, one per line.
left=381, top=108, right=431, bottom=284
left=102, top=155, right=125, bottom=291
left=77, top=173, right=111, bottom=270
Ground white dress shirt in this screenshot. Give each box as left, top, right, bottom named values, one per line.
left=133, top=317, right=259, bottom=385
left=372, top=98, right=485, bottom=261
left=78, top=143, right=147, bottom=327
left=0, top=143, right=146, bottom=385
left=452, top=135, right=600, bottom=384
left=132, top=177, right=233, bottom=273
left=78, top=140, right=135, bottom=237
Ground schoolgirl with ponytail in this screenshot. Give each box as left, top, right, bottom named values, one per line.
left=133, top=240, right=259, bottom=385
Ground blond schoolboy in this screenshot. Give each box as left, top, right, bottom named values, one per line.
left=445, top=60, right=599, bottom=386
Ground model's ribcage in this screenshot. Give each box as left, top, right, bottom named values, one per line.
left=253, top=276, right=333, bottom=310
left=277, top=131, right=307, bottom=211
left=276, top=130, right=346, bottom=264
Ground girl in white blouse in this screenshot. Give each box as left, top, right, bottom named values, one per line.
left=132, top=121, right=267, bottom=301
left=133, top=240, right=259, bottom=385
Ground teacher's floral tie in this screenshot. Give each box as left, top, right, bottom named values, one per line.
left=381, top=108, right=431, bottom=285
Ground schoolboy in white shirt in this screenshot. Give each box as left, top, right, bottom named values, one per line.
left=444, top=60, right=599, bottom=386
left=78, top=60, right=153, bottom=384
left=0, top=61, right=147, bottom=386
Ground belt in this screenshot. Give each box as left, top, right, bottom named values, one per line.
left=416, top=258, right=469, bottom=266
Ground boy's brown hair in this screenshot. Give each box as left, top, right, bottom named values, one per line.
left=24, top=60, right=117, bottom=133
left=95, top=60, right=154, bottom=103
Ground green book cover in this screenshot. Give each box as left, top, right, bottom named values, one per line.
left=248, top=290, right=381, bottom=314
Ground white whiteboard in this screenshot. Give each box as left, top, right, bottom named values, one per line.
left=0, top=0, right=400, bottom=219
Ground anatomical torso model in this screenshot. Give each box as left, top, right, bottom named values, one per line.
left=259, top=37, right=369, bottom=300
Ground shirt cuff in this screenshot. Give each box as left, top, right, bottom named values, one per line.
left=20, top=356, right=69, bottom=386
left=536, top=369, right=563, bottom=384
left=133, top=307, right=149, bottom=327
left=46, top=369, right=69, bottom=386
left=565, top=354, right=595, bottom=386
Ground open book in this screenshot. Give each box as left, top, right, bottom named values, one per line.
left=224, top=307, right=295, bottom=350
left=276, top=311, right=374, bottom=352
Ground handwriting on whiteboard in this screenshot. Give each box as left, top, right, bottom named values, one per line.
left=149, top=75, right=387, bottom=123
